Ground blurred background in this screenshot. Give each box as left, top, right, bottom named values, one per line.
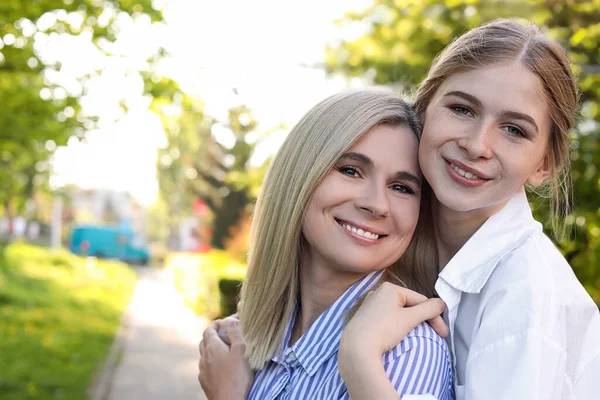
left=0, top=0, right=598, bottom=399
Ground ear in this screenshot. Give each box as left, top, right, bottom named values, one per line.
left=527, top=155, right=552, bottom=187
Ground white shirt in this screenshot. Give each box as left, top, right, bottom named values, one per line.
left=435, top=190, right=600, bottom=399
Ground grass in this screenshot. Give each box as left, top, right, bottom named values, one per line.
left=0, top=242, right=137, bottom=400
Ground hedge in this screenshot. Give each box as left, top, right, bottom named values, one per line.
left=165, top=250, right=245, bottom=319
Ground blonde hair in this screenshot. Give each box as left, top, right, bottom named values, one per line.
left=239, top=88, right=434, bottom=369
left=414, top=19, right=578, bottom=239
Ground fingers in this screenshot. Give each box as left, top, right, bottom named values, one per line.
left=427, top=315, right=449, bottom=338
left=392, top=286, right=428, bottom=308
left=203, top=326, right=229, bottom=353
left=224, top=319, right=244, bottom=345
left=221, top=319, right=247, bottom=356
left=378, top=283, right=449, bottom=337
left=401, top=298, right=447, bottom=334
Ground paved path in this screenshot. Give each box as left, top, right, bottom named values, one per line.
left=105, top=267, right=209, bottom=400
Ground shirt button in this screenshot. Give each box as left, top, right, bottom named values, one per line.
left=288, top=352, right=297, bottom=361
left=284, top=383, right=291, bottom=391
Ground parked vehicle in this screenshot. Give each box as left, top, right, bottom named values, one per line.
left=70, top=224, right=149, bottom=265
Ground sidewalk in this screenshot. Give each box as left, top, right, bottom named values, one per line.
left=98, top=267, right=209, bottom=400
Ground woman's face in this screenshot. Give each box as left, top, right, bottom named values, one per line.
left=419, top=62, right=552, bottom=215
left=301, top=124, right=421, bottom=276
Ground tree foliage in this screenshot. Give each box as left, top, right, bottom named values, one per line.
left=0, top=0, right=163, bottom=217
left=156, top=95, right=269, bottom=250
left=326, top=0, right=600, bottom=304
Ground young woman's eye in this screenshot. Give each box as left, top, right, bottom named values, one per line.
left=390, top=183, right=415, bottom=195
left=336, top=166, right=360, bottom=177
left=450, top=105, right=473, bottom=116
left=502, top=125, right=526, bottom=138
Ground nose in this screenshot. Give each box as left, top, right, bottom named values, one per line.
left=354, top=183, right=389, bottom=219
left=458, top=122, right=494, bottom=159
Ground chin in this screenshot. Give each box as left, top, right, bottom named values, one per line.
left=338, top=260, right=384, bottom=275
left=434, top=191, right=480, bottom=212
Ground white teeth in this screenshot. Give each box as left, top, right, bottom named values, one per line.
left=451, top=164, right=480, bottom=180
left=341, top=223, right=380, bottom=240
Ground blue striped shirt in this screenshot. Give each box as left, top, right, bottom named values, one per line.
left=249, top=271, right=454, bottom=400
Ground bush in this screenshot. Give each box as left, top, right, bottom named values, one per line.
left=0, top=242, right=137, bottom=400
left=218, top=278, right=243, bottom=318
left=165, top=250, right=245, bottom=319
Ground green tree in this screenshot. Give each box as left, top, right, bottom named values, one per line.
left=197, top=105, right=259, bottom=250
left=156, top=95, right=270, bottom=250
left=326, top=0, right=600, bottom=304
left=0, top=0, right=163, bottom=219
left=155, top=93, right=208, bottom=248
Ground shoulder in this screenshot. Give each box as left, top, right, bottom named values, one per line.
left=477, top=230, right=600, bottom=357
left=486, top=230, right=594, bottom=311
left=383, top=322, right=450, bottom=365
left=382, top=322, right=453, bottom=397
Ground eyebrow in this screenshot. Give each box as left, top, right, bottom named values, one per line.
left=338, top=152, right=422, bottom=187
left=443, top=90, right=539, bottom=134
left=443, top=90, right=482, bottom=108
left=499, top=110, right=539, bottom=134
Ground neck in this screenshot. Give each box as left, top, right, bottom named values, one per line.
left=433, top=199, right=507, bottom=270
left=290, top=250, right=365, bottom=345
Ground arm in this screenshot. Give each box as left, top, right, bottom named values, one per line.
left=339, top=283, right=449, bottom=400
left=198, top=318, right=254, bottom=400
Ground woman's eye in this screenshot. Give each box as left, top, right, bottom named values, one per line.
left=502, top=125, right=526, bottom=138
left=390, top=184, right=415, bottom=195
left=450, top=105, right=473, bottom=116
left=337, top=166, right=360, bottom=177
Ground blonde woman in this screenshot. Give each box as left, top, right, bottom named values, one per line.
left=199, top=89, right=454, bottom=400
left=199, top=19, right=600, bottom=400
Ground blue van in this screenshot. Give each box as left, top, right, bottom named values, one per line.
left=70, top=224, right=149, bottom=265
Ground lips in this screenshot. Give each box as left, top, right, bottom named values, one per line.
left=449, top=163, right=481, bottom=180
left=444, top=158, right=492, bottom=180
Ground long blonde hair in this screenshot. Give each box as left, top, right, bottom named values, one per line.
left=414, top=19, right=579, bottom=239
left=239, top=88, right=435, bottom=369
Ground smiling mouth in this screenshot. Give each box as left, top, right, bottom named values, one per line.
left=335, top=219, right=387, bottom=240
left=449, top=163, right=483, bottom=180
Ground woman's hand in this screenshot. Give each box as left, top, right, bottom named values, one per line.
left=341, top=282, right=447, bottom=357
left=198, top=316, right=254, bottom=400
left=339, top=282, right=448, bottom=399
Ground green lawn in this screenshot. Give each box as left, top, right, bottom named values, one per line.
left=0, top=242, right=137, bottom=400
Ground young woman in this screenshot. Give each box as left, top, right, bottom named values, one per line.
left=198, top=19, right=600, bottom=399
left=338, top=19, right=600, bottom=399
left=199, top=89, right=454, bottom=399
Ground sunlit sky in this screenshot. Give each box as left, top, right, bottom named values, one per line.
left=50, top=0, right=373, bottom=206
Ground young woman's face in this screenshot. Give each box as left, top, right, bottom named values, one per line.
left=301, top=124, right=421, bottom=275
left=419, top=63, right=552, bottom=214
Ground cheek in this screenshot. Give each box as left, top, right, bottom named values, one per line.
left=392, top=199, right=421, bottom=235
left=422, top=108, right=464, bottom=146
left=419, top=121, right=444, bottom=161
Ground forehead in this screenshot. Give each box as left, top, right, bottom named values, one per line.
left=434, top=63, right=550, bottom=126
left=347, top=124, right=420, bottom=170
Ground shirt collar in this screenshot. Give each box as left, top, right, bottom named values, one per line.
left=273, top=270, right=383, bottom=376
left=438, top=189, right=542, bottom=294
